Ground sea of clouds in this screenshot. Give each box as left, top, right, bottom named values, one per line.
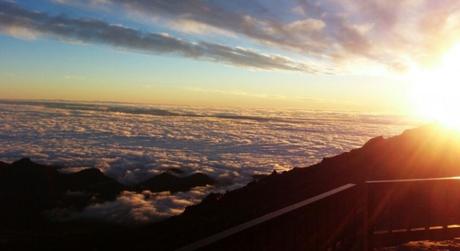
left=0, top=100, right=419, bottom=224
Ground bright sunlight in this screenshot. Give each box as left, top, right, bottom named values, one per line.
left=410, top=44, right=460, bottom=128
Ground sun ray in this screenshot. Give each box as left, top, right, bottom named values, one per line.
left=410, top=44, right=460, bottom=128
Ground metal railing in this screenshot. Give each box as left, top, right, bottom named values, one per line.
left=177, top=176, right=460, bottom=251
left=366, top=177, right=460, bottom=248
left=177, top=183, right=363, bottom=251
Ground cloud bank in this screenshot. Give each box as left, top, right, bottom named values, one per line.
left=0, top=101, right=418, bottom=223
left=78, top=187, right=213, bottom=224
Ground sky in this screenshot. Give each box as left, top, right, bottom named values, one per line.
left=1, top=0, right=459, bottom=113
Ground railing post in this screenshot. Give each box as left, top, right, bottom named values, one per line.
left=361, top=182, right=369, bottom=251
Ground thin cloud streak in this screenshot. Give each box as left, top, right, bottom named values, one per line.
left=55, top=0, right=460, bottom=72
left=0, top=2, right=321, bottom=73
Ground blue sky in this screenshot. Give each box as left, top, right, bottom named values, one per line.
left=1, top=0, right=458, bottom=112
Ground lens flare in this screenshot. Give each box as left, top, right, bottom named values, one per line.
left=410, top=44, right=460, bottom=128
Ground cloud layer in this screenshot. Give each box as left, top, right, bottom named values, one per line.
left=0, top=101, right=418, bottom=223
left=78, top=187, right=213, bottom=224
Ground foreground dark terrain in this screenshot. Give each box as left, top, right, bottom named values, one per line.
left=2, top=125, right=460, bottom=250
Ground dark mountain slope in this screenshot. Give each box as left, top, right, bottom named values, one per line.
left=0, top=158, right=214, bottom=232
left=0, top=159, right=121, bottom=229
left=0, top=160, right=8, bottom=168
left=137, top=125, right=460, bottom=249
left=134, top=172, right=215, bottom=193
left=64, top=168, right=124, bottom=201
left=0, top=158, right=64, bottom=225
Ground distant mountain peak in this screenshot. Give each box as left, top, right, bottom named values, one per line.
left=75, top=167, right=104, bottom=176
left=135, top=172, right=214, bottom=193
left=12, top=157, right=34, bottom=166
left=363, top=136, right=385, bottom=148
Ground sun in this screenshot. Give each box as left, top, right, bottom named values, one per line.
left=410, top=44, right=460, bottom=128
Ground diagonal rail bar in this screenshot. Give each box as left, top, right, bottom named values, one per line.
left=176, top=183, right=356, bottom=251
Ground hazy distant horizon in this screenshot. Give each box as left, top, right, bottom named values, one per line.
left=0, top=97, right=415, bottom=115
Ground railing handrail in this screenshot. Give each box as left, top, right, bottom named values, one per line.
left=366, top=176, right=460, bottom=184
left=176, top=177, right=460, bottom=250
left=176, top=183, right=356, bottom=251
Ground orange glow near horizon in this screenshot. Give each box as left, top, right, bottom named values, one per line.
left=410, top=44, right=460, bottom=129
